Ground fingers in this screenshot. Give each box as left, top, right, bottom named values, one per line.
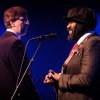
left=49, top=70, right=55, bottom=74
left=44, top=75, right=54, bottom=84
left=44, top=72, right=55, bottom=84
left=44, top=78, right=53, bottom=84
left=44, top=69, right=58, bottom=84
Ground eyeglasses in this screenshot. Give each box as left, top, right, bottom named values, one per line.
left=19, top=17, right=29, bottom=24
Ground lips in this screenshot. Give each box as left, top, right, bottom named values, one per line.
left=68, top=30, right=73, bottom=35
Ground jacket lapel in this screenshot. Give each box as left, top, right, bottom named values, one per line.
left=63, top=33, right=96, bottom=67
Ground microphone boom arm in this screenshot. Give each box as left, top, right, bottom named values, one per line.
left=11, top=40, right=42, bottom=100
left=11, top=32, right=57, bottom=99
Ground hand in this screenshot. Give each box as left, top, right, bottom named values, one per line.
left=44, top=74, right=54, bottom=85
left=44, top=70, right=61, bottom=85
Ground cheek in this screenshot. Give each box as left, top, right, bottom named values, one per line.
left=15, top=22, right=22, bottom=28
left=72, top=25, right=77, bottom=32
left=16, top=23, right=23, bottom=33
left=18, top=23, right=24, bottom=30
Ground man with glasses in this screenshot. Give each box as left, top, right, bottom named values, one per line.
left=0, top=6, right=39, bottom=100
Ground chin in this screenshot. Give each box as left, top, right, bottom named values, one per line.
left=21, top=33, right=26, bottom=37
left=21, top=29, right=27, bottom=36
left=67, top=35, right=74, bottom=40
left=20, top=31, right=26, bottom=36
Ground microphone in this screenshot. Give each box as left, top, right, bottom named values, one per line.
left=30, top=33, right=57, bottom=40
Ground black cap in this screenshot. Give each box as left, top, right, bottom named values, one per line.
left=63, top=7, right=97, bottom=29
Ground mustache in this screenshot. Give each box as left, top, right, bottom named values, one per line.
left=67, top=28, right=72, bottom=31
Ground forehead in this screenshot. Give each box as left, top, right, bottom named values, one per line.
left=67, top=21, right=77, bottom=24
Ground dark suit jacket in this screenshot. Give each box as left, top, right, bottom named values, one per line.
left=56, top=34, right=100, bottom=100
left=0, top=31, right=39, bottom=100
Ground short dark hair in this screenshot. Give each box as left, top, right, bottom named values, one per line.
left=4, top=6, right=28, bottom=28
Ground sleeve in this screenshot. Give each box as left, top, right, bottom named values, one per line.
left=58, top=38, right=100, bottom=91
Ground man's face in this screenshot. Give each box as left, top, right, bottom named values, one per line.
left=67, top=21, right=77, bottom=40
left=11, top=16, right=29, bottom=36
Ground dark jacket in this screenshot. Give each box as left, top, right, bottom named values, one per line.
left=0, top=31, right=39, bottom=100
left=56, top=34, right=100, bottom=100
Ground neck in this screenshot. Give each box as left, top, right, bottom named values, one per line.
left=6, top=28, right=21, bottom=39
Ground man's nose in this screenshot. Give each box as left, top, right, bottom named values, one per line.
left=67, top=23, right=70, bottom=28
left=67, top=24, right=71, bottom=30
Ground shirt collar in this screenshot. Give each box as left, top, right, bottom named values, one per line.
left=77, top=32, right=94, bottom=45
left=6, top=29, right=21, bottom=39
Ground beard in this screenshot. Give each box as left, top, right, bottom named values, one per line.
left=67, top=33, right=75, bottom=40
left=67, top=28, right=76, bottom=40
left=67, top=23, right=88, bottom=41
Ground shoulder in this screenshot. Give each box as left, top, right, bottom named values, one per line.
left=87, top=35, right=100, bottom=44
left=2, top=31, right=23, bottom=46
left=84, top=35, right=100, bottom=49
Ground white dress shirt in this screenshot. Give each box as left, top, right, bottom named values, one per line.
left=6, top=29, right=21, bottom=39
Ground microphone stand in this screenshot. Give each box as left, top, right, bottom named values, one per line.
left=11, top=40, right=42, bottom=100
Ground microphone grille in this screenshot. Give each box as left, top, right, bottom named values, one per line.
left=50, top=33, right=57, bottom=38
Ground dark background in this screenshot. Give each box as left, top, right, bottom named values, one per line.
left=0, top=0, right=100, bottom=100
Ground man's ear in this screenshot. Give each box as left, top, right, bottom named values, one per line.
left=10, top=21, right=15, bottom=27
